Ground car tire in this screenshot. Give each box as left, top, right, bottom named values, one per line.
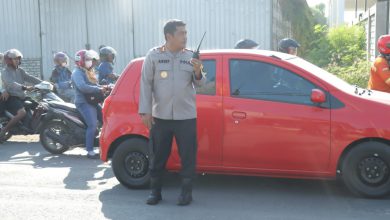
left=112, top=138, right=150, bottom=189
left=341, top=141, right=390, bottom=198
left=39, top=120, right=70, bottom=154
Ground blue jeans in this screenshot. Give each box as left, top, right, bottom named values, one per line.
left=75, top=102, right=102, bottom=152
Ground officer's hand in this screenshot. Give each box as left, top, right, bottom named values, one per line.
left=0, top=91, right=9, bottom=101
left=191, top=58, right=203, bottom=76
left=141, top=114, right=154, bottom=129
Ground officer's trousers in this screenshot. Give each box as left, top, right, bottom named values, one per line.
left=149, top=118, right=197, bottom=179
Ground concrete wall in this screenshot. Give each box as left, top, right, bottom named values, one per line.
left=0, top=0, right=292, bottom=80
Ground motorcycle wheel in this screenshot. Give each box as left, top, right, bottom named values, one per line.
left=40, top=120, right=70, bottom=154
left=0, top=117, right=12, bottom=142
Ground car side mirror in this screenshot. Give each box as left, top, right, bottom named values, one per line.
left=311, top=89, right=326, bottom=104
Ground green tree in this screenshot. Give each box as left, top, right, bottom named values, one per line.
left=325, top=25, right=369, bottom=88
left=327, top=25, right=366, bottom=66
left=305, top=24, right=331, bottom=67
left=311, top=3, right=327, bottom=26
left=279, top=0, right=315, bottom=58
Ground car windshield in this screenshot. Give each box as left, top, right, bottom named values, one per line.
left=286, top=57, right=355, bottom=93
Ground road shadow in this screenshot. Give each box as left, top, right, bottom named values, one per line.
left=98, top=173, right=390, bottom=220
left=0, top=138, right=114, bottom=190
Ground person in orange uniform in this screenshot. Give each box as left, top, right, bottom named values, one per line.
left=368, top=35, right=390, bottom=92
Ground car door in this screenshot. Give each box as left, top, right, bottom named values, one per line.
left=170, top=55, right=224, bottom=167
left=222, top=56, right=331, bottom=172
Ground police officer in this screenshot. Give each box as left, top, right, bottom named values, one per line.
left=278, top=38, right=300, bottom=55
left=139, top=19, right=206, bottom=206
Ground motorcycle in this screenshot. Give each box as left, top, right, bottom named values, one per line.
left=0, top=81, right=63, bottom=142
left=39, top=85, right=113, bottom=154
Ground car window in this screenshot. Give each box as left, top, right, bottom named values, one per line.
left=229, top=59, right=319, bottom=106
left=196, top=60, right=216, bottom=95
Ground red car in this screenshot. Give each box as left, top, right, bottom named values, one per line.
left=100, top=50, right=390, bottom=198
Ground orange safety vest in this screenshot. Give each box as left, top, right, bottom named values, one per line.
left=368, top=56, right=390, bottom=93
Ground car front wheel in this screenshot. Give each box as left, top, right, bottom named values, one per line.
left=341, top=142, right=390, bottom=198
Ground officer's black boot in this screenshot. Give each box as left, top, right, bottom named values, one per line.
left=177, top=178, right=193, bottom=206
left=146, top=177, right=162, bottom=205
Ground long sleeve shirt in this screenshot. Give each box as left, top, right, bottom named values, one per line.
left=368, top=56, right=390, bottom=92
left=50, top=66, right=72, bottom=90
left=138, top=46, right=206, bottom=120
left=71, top=67, right=101, bottom=104
left=1, top=66, right=42, bottom=99
left=97, top=61, right=116, bottom=84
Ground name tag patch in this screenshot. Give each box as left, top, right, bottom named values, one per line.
left=180, top=60, right=192, bottom=66
left=158, top=59, right=170, bottom=64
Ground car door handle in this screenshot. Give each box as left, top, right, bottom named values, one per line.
left=232, top=111, right=247, bottom=119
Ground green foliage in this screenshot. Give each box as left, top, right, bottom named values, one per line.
left=326, top=59, right=370, bottom=88
left=303, top=23, right=369, bottom=88
left=279, top=0, right=315, bottom=58
left=310, top=3, right=327, bottom=25
left=280, top=3, right=370, bottom=88
left=305, top=25, right=331, bottom=67
left=327, top=25, right=366, bottom=66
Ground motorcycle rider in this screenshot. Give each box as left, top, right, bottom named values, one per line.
left=368, top=35, right=390, bottom=92
left=0, top=49, right=42, bottom=140
left=50, top=52, right=75, bottom=103
left=97, top=46, right=118, bottom=84
left=0, top=53, right=8, bottom=115
left=71, top=49, right=107, bottom=159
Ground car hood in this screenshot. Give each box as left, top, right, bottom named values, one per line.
left=357, top=89, right=390, bottom=106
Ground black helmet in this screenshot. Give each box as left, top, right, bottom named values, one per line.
left=278, top=38, right=300, bottom=53
left=99, top=46, right=117, bottom=62
left=234, top=39, right=259, bottom=49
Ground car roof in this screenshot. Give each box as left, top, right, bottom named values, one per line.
left=199, top=49, right=295, bottom=60
left=128, top=49, right=351, bottom=92
left=132, top=49, right=295, bottom=62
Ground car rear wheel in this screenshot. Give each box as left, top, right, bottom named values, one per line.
left=112, top=138, right=150, bottom=189
left=341, top=142, right=390, bottom=198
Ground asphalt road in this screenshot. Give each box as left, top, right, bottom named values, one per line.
left=0, top=135, right=389, bottom=220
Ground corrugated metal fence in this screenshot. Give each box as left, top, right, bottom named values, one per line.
left=0, top=0, right=288, bottom=80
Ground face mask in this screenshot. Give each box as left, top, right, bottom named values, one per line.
left=60, top=62, right=67, bottom=67
left=85, top=60, right=93, bottom=69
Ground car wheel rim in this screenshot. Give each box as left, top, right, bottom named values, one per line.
left=124, top=151, right=148, bottom=178
left=358, top=155, right=389, bottom=186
